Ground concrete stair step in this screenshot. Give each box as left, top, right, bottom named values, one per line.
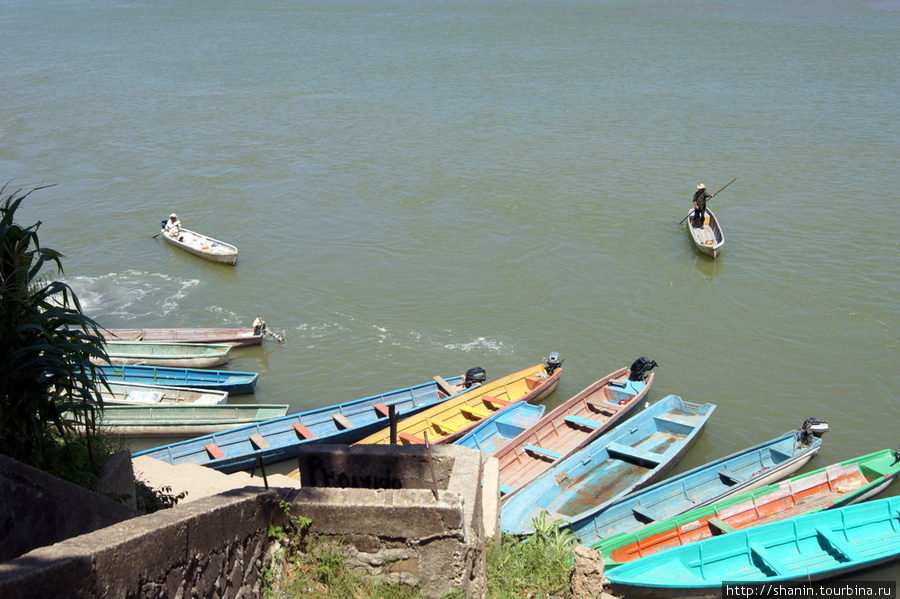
left=133, top=456, right=301, bottom=503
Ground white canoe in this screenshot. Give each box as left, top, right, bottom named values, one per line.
left=98, top=341, right=232, bottom=368
left=686, top=208, right=725, bottom=258
left=97, top=381, right=229, bottom=405
left=160, top=226, right=238, bottom=265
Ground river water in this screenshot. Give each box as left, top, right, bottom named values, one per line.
left=4, top=0, right=900, bottom=580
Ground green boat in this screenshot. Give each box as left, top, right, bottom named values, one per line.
left=98, top=341, right=232, bottom=368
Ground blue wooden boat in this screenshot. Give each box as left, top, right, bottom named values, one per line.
left=500, top=395, right=716, bottom=535
left=567, top=419, right=828, bottom=547
left=98, top=364, right=260, bottom=395
left=606, top=495, right=900, bottom=599
left=596, top=448, right=900, bottom=570
left=453, top=401, right=546, bottom=454
left=133, top=374, right=466, bottom=473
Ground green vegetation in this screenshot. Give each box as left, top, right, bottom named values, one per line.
left=0, top=183, right=111, bottom=487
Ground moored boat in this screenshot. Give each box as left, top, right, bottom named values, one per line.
left=453, top=401, right=546, bottom=455
left=495, top=358, right=657, bottom=501
left=97, top=381, right=228, bottom=405
left=605, top=495, right=900, bottom=598
left=568, top=419, right=828, bottom=547
left=353, top=353, right=564, bottom=446
left=97, top=364, right=259, bottom=395
left=686, top=207, right=725, bottom=258
left=500, top=395, right=716, bottom=535
left=103, top=317, right=276, bottom=347
left=98, top=341, right=232, bottom=368
left=159, top=225, right=238, bottom=265
left=132, top=373, right=469, bottom=473
left=595, top=448, right=900, bottom=570
left=70, top=403, right=290, bottom=436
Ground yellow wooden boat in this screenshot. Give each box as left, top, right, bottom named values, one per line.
left=353, top=354, right=564, bottom=446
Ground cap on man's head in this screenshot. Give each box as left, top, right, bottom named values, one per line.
left=697, top=184, right=706, bottom=190
left=169, top=213, right=178, bottom=218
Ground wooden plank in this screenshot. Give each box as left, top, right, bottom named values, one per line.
left=564, top=415, right=602, bottom=430
left=524, top=445, right=562, bottom=460
left=374, top=403, right=390, bottom=417
left=749, top=543, right=791, bottom=577
left=293, top=423, right=315, bottom=439
left=816, top=527, right=863, bottom=561
left=430, top=418, right=459, bottom=433
left=249, top=433, right=270, bottom=449
left=333, top=413, right=354, bottom=429
left=606, top=442, right=662, bottom=466
left=460, top=405, right=490, bottom=420
left=707, top=517, right=738, bottom=534
left=205, top=443, right=225, bottom=459
left=718, top=468, right=744, bottom=484
left=399, top=432, right=426, bottom=444
left=433, top=376, right=456, bottom=396
left=482, top=396, right=512, bottom=408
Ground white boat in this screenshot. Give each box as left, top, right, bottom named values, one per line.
left=97, top=381, right=229, bottom=405
left=160, top=226, right=238, bottom=265
left=686, top=208, right=725, bottom=258
left=98, top=341, right=232, bottom=368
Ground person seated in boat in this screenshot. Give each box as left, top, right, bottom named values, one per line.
left=163, top=213, right=181, bottom=238
left=691, top=184, right=711, bottom=228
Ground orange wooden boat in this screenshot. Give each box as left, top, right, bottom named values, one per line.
left=495, top=357, right=657, bottom=502
left=353, top=354, right=564, bottom=446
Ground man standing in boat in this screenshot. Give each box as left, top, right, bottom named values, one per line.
left=691, top=184, right=711, bottom=228
left=164, top=213, right=181, bottom=238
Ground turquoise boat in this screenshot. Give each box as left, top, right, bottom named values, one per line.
left=500, top=395, right=716, bottom=535
left=98, top=364, right=259, bottom=395
left=606, top=495, right=900, bottom=599
left=99, top=341, right=232, bottom=368
left=595, top=448, right=900, bottom=570
left=78, top=403, right=290, bottom=436
left=568, top=420, right=827, bottom=547
left=133, top=374, right=467, bottom=473
left=453, top=401, right=546, bottom=454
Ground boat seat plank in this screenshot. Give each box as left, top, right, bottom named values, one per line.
left=631, top=504, right=660, bottom=523
left=482, top=396, right=512, bottom=408
left=433, top=376, right=456, bottom=396
left=399, top=432, right=426, bottom=444
left=564, top=415, right=603, bottom=430
left=430, top=418, right=459, bottom=433
left=718, top=468, right=745, bottom=484
left=816, top=527, right=863, bottom=561
left=606, top=442, right=662, bottom=466
left=607, top=378, right=628, bottom=389
left=293, top=423, right=315, bottom=439
left=461, top=405, right=490, bottom=420
left=249, top=433, right=270, bottom=450
left=205, top=443, right=225, bottom=460
left=524, top=445, right=562, bottom=460
left=707, top=517, right=738, bottom=534
left=374, top=403, right=390, bottom=417
left=332, top=413, right=354, bottom=429
left=749, top=542, right=791, bottom=577
left=586, top=400, right=616, bottom=416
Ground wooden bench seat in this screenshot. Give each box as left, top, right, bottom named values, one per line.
left=606, top=442, right=662, bottom=466
left=749, top=542, right=791, bottom=577
left=524, top=445, right=562, bottom=460
left=248, top=433, right=270, bottom=450
left=815, top=527, right=863, bottom=561
left=293, top=423, right=315, bottom=439
left=399, top=432, right=426, bottom=444
left=482, top=396, right=512, bottom=408
left=205, top=443, right=225, bottom=460
left=430, top=418, right=459, bottom=433
left=564, top=414, right=603, bottom=430
left=460, top=405, right=490, bottom=420
left=718, top=468, right=745, bottom=484
left=332, top=413, right=354, bottom=429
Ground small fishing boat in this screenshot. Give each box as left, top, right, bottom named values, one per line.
left=595, top=448, right=900, bottom=570
left=500, top=395, right=716, bottom=535
left=103, top=317, right=275, bottom=347
left=97, top=381, right=228, bottom=405
left=132, top=373, right=469, bottom=473
left=568, top=419, right=828, bottom=547
left=605, top=494, right=900, bottom=598
left=98, top=341, right=232, bottom=368
left=686, top=208, right=725, bottom=258
left=97, top=364, right=259, bottom=395
left=453, top=401, right=546, bottom=455
left=495, top=358, right=657, bottom=501
left=159, top=226, right=238, bottom=265
left=353, top=353, right=564, bottom=446
left=71, top=403, right=290, bottom=436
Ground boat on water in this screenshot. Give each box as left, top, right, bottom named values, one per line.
left=71, top=403, right=290, bottom=436
left=97, top=364, right=259, bottom=395
left=132, top=373, right=469, bottom=473
left=494, top=358, right=657, bottom=501
left=353, top=353, right=564, bottom=446
left=595, top=448, right=900, bottom=571
left=500, top=395, right=716, bottom=535
left=159, top=225, right=238, bottom=265
left=605, top=494, right=900, bottom=599
left=97, top=381, right=228, bottom=405
left=98, top=341, right=232, bottom=368
left=686, top=208, right=725, bottom=258
left=102, top=317, right=277, bottom=347
left=568, top=419, right=829, bottom=547
left=453, top=401, right=546, bottom=455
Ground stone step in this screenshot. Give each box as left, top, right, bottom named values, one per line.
left=133, top=456, right=301, bottom=503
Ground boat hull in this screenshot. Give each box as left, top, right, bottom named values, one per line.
left=98, top=341, right=232, bottom=368
left=160, top=226, right=238, bottom=265
left=687, top=208, right=725, bottom=258
left=500, top=395, right=716, bottom=535
left=104, top=327, right=262, bottom=347
left=133, top=375, right=466, bottom=473
left=98, top=364, right=259, bottom=395
left=77, top=404, right=290, bottom=436
left=453, top=401, right=546, bottom=455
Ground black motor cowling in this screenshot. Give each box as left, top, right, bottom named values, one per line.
left=799, top=417, right=829, bottom=445
left=628, top=357, right=658, bottom=382
left=464, top=367, right=487, bottom=388
left=545, top=351, right=564, bottom=374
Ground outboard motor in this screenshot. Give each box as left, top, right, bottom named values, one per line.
left=545, top=352, right=564, bottom=374
left=628, top=357, right=658, bottom=382
left=464, top=367, right=487, bottom=389
left=799, top=417, right=829, bottom=445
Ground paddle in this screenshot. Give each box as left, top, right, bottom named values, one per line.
left=152, top=219, right=185, bottom=239
left=679, top=178, right=737, bottom=225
